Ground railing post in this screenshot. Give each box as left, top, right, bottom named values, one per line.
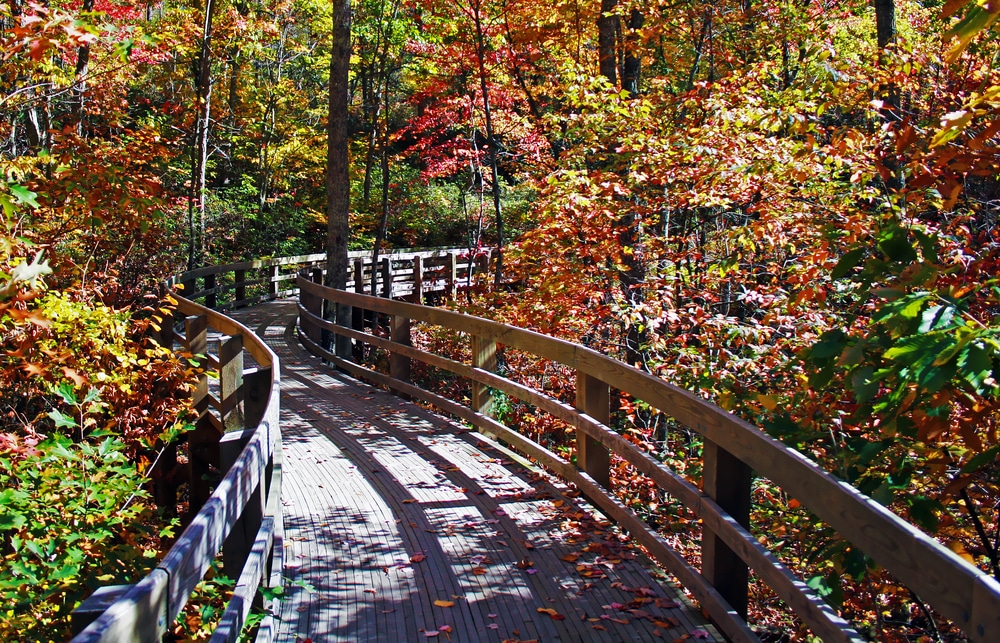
left=446, top=252, right=457, bottom=298
left=219, top=335, right=245, bottom=433
left=220, top=427, right=263, bottom=584
left=353, top=258, right=364, bottom=348
left=302, top=278, right=323, bottom=345
left=242, top=367, right=272, bottom=429
left=702, top=440, right=752, bottom=620
left=575, top=372, right=611, bottom=489
left=268, top=265, right=279, bottom=297
left=185, top=315, right=219, bottom=516
left=235, top=269, right=246, bottom=305
left=390, top=315, right=411, bottom=385
left=471, top=335, right=497, bottom=417
left=204, top=273, right=216, bottom=309
left=382, top=257, right=392, bottom=299
left=412, top=255, right=424, bottom=303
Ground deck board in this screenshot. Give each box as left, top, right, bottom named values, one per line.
left=228, top=301, right=724, bottom=642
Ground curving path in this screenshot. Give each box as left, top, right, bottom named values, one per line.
left=229, top=300, right=722, bottom=643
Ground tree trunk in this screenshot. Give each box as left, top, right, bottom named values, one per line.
left=471, top=0, right=504, bottom=287
left=597, top=0, right=618, bottom=85
left=70, top=0, right=95, bottom=134
left=327, top=0, right=352, bottom=357
left=622, top=8, right=643, bottom=97
left=875, top=0, right=902, bottom=192
left=189, top=0, right=216, bottom=270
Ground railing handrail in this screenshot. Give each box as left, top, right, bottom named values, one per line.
left=71, top=287, right=283, bottom=642
left=296, top=275, right=1000, bottom=643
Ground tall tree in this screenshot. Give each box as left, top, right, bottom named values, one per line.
left=327, top=0, right=352, bottom=356
left=189, top=0, right=218, bottom=270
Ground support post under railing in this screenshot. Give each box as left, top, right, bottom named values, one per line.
left=268, top=265, right=278, bottom=297
left=471, top=336, right=497, bottom=418
left=412, top=256, right=423, bottom=303
left=446, top=252, right=457, bottom=298
left=219, top=335, right=245, bottom=432
left=302, top=276, right=323, bottom=345
left=235, top=269, right=246, bottom=305
left=220, top=427, right=264, bottom=584
left=382, top=257, right=392, bottom=299
left=204, top=273, right=217, bottom=309
left=575, top=372, right=611, bottom=489
left=389, top=315, right=411, bottom=385
left=185, top=314, right=217, bottom=516
left=702, top=440, right=752, bottom=620
left=353, top=258, right=364, bottom=347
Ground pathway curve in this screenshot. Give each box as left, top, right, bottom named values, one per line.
left=228, top=301, right=722, bottom=643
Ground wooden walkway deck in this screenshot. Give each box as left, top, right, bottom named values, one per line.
left=230, top=301, right=722, bottom=643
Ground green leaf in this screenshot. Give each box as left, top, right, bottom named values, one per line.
left=960, top=444, right=1000, bottom=474
left=810, top=329, right=848, bottom=359
left=878, top=226, right=918, bottom=263
left=8, top=184, right=40, bottom=209
left=47, top=409, right=77, bottom=429
left=906, top=496, right=942, bottom=532
left=54, top=382, right=78, bottom=406
left=832, top=247, right=866, bottom=279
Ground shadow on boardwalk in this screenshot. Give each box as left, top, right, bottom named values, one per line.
left=230, top=301, right=722, bottom=643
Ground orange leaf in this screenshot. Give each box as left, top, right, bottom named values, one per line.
left=537, top=608, right=565, bottom=620
left=434, top=600, right=455, bottom=608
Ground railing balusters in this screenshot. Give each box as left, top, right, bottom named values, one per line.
left=446, top=252, right=457, bottom=298
left=575, top=372, right=611, bottom=490
left=219, top=335, right=245, bottom=432
left=235, top=269, right=246, bottom=305
left=702, top=440, right=752, bottom=620
left=382, top=257, right=392, bottom=299
left=471, top=336, right=497, bottom=418
left=412, top=255, right=423, bottom=303
left=390, top=314, right=411, bottom=386
left=204, top=273, right=216, bottom=309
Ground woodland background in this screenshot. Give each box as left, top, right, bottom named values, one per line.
left=2, top=0, right=1000, bottom=640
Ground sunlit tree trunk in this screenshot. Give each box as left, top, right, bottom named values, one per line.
left=327, top=0, right=352, bottom=356
left=471, top=0, right=504, bottom=287
left=597, top=0, right=618, bottom=85
left=70, top=0, right=95, bottom=134
left=189, top=0, right=216, bottom=270
left=875, top=0, right=902, bottom=193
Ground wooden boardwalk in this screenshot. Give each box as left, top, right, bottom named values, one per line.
left=230, top=301, right=722, bottom=643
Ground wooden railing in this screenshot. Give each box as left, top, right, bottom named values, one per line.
left=172, top=248, right=488, bottom=310
left=70, top=282, right=283, bottom=642
left=297, top=275, right=1000, bottom=643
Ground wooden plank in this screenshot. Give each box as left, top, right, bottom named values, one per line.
left=221, top=428, right=264, bottom=582
left=210, top=517, right=275, bottom=643
left=219, top=335, right=245, bottom=432
left=702, top=439, right=751, bottom=620
left=575, top=372, right=610, bottom=490
left=70, top=570, right=171, bottom=642
left=471, top=335, right=496, bottom=418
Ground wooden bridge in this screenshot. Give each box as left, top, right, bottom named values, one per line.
left=71, top=250, right=1000, bottom=642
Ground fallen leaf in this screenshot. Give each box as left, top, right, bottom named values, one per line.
left=560, top=553, right=580, bottom=563
left=364, top=589, right=377, bottom=595
left=411, top=554, right=426, bottom=563
left=653, top=617, right=680, bottom=628
left=425, top=631, right=439, bottom=638
left=434, top=600, right=455, bottom=608
left=403, top=499, right=417, bottom=504
left=472, top=566, right=488, bottom=575
left=536, top=608, right=565, bottom=620
left=487, top=623, right=499, bottom=630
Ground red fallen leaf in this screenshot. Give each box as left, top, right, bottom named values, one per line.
left=536, top=608, right=566, bottom=620
left=364, top=589, right=377, bottom=594
left=592, top=625, right=607, bottom=631
left=523, top=540, right=535, bottom=550
left=411, top=553, right=427, bottom=563
left=610, top=618, right=629, bottom=624
left=403, top=499, right=417, bottom=504
left=472, top=566, right=488, bottom=575
left=674, top=636, right=691, bottom=642
left=654, top=598, right=680, bottom=609
left=515, top=559, right=533, bottom=570
left=653, top=617, right=680, bottom=628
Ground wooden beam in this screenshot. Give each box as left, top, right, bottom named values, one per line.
left=575, top=371, right=611, bottom=490
left=702, top=440, right=752, bottom=621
